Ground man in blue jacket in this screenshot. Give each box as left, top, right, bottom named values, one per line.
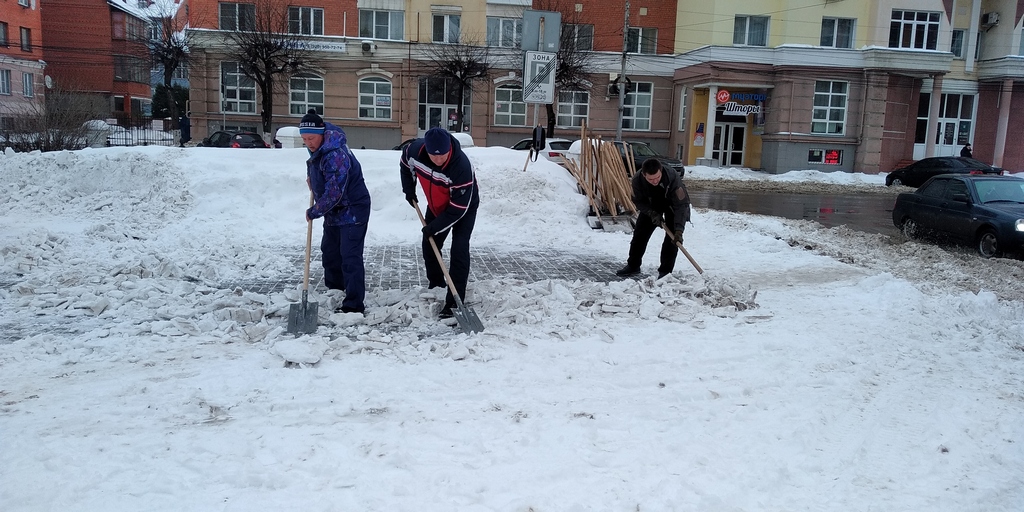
left=400, top=127, right=480, bottom=319
left=301, top=109, right=371, bottom=313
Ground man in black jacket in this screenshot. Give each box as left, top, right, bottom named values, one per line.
left=400, top=127, right=480, bottom=318
left=616, top=159, right=691, bottom=279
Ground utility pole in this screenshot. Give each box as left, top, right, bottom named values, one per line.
left=615, top=1, right=630, bottom=141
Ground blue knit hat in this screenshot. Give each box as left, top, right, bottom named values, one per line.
left=299, top=109, right=324, bottom=134
left=424, top=127, right=451, bottom=155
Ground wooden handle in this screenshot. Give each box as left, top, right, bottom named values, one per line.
left=303, top=192, right=314, bottom=291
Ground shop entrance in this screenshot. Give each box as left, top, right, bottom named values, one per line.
left=712, top=123, right=746, bottom=167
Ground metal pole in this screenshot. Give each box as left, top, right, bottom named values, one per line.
left=615, top=1, right=630, bottom=142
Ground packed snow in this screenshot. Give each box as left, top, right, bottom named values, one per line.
left=1, top=144, right=1023, bottom=511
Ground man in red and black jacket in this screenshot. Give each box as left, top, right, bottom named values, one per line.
left=400, top=127, right=480, bottom=318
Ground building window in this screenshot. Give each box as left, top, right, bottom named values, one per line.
left=20, top=27, right=31, bottom=51
left=733, top=15, right=768, bottom=46
left=288, top=7, right=323, bottom=36
left=18, top=0, right=30, bottom=6
left=432, top=14, right=460, bottom=44
left=290, top=73, right=323, bottom=116
left=0, top=22, right=8, bottom=47
left=359, top=10, right=404, bottom=40
left=888, top=10, right=940, bottom=50
left=622, top=82, right=653, bottom=131
left=820, top=18, right=854, bottom=48
left=22, top=72, right=33, bottom=98
left=221, top=61, right=256, bottom=113
left=0, top=70, right=11, bottom=95
left=358, top=77, right=392, bottom=120
left=562, top=24, right=593, bottom=51
left=808, top=149, right=843, bottom=165
left=917, top=93, right=974, bottom=146
left=494, top=84, right=526, bottom=126
left=951, top=29, right=965, bottom=58
left=418, top=77, right=470, bottom=131
left=114, top=55, right=149, bottom=83
left=486, top=17, right=522, bottom=48
left=626, top=27, right=657, bottom=54
left=811, top=80, right=847, bottom=135
left=220, top=3, right=256, bottom=31
left=556, top=90, right=589, bottom=128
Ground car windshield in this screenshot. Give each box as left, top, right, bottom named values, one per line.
left=975, top=180, right=1024, bottom=203
left=631, top=143, right=658, bottom=157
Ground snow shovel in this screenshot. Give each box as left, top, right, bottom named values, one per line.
left=412, top=201, right=485, bottom=334
left=287, top=192, right=319, bottom=334
left=660, top=220, right=704, bottom=274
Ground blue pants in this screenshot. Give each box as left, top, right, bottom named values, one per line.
left=321, top=223, right=367, bottom=311
left=423, top=208, right=477, bottom=307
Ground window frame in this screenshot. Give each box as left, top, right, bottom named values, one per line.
left=432, top=14, right=460, bottom=44
left=289, top=73, right=324, bottom=116
left=22, top=72, right=33, bottom=98
left=561, top=23, right=593, bottom=51
left=358, top=76, right=393, bottom=120
left=626, top=27, right=657, bottom=54
left=888, top=10, right=940, bottom=50
left=20, top=26, right=31, bottom=52
left=556, top=90, right=589, bottom=128
left=820, top=17, right=854, bottom=49
left=0, top=22, right=9, bottom=47
left=494, top=84, right=527, bottom=126
left=811, top=80, right=848, bottom=135
left=621, top=82, right=653, bottom=131
left=733, top=15, right=769, bottom=46
left=0, top=70, right=11, bottom=95
left=220, top=61, right=257, bottom=114
left=358, top=9, right=404, bottom=40
left=219, top=3, right=256, bottom=31
left=486, top=17, right=522, bottom=49
left=951, top=29, right=965, bottom=58
left=288, top=6, right=324, bottom=36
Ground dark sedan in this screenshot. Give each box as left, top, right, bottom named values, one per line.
left=892, top=174, right=1024, bottom=258
left=885, top=156, right=1002, bottom=187
left=197, top=131, right=270, bottom=148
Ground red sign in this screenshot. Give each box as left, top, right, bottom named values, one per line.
left=716, top=89, right=731, bottom=104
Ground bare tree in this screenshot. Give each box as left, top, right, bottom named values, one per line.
left=421, top=41, right=491, bottom=133
left=534, top=0, right=595, bottom=138
left=148, top=2, right=201, bottom=124
left=223, top=0, right=313, bottom=135
left=0, top=80, right=102, bottom=152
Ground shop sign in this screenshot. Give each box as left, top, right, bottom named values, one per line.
left=722, top=102, right=762, bottom=115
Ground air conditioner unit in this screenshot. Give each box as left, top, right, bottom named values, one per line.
left=361, top=40, right=376, bottom=53
left=981, top=12, right=999, bottom=27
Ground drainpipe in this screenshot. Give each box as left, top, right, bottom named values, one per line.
left=925, top=75, right=943, bottom=157
left=993, top=79, right=1012, bottom=168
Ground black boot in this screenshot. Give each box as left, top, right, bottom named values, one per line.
left=615, top=265, right=641, bottom=277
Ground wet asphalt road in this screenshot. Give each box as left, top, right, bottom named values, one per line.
left=690, top=190, right=899, bottom=236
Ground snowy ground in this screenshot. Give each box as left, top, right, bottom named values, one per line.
left=1, top=145, right=1023, bottom=511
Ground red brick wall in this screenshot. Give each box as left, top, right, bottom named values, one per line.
left=188, top=0, right=359, bottom=35
left=559, top=1, right=677, bottom=54
left=40, top=0, right=116, bottom=92
left=2, top=0, right=45, bottom=60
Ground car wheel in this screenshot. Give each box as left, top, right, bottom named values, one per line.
left=890, top=177, right=904, bottom=187
left=901, top=218, right=919, bottom=239
left=976, top=229, right=1001, bottom=258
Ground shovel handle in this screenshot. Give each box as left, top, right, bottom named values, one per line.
left=660, top=220, right=704, bottom=274
left=412, top=201, right=469, bottom=308
left=303, top=192, right=314, bottom=292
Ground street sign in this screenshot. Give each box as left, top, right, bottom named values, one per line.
left=523, top=51, right=556, bottom=104
left=522, top=10, right=561, bottom=52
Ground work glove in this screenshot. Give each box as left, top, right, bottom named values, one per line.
left=405, top=191, right=417, bottom=207
left=648, top=211, right=662, bottom=226
left=421, top=224, right=435, bottom=237
left=674, top=230, right=684, bottom=243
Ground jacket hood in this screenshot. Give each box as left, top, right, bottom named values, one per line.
left=311, top=122, right=347, bottom=156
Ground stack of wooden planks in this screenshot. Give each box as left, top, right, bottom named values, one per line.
left=562, top=121, right=637, bottom=218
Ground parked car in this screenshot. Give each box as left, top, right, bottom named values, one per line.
left=511, top=137, right=573, bottom=164
left=885, top=156, right=1003, bottom=187
left=104, top=125, right=174, bottom=147
left=391, top=131, right=475, bottom=151
left=197, top=131, right=270, bottom=148
left=892, top=174, right=1024, bottom=258
left=613, top=140, right=685, bottom=177
left=392, top=138, right=416, bottom=151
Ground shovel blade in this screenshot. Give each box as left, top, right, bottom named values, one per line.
left=453, top=304, right=485, bottom=334
left=287, top=300, right=319, bottom=334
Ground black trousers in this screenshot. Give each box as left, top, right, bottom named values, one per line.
left=627, top=211, right=679, bottom=274
left=321, top=223, right=367, bottom=310
left=423, top=207, right=477, bottom=307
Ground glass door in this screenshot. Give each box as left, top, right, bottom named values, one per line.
left=712, top=123, right=746, bottom=167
